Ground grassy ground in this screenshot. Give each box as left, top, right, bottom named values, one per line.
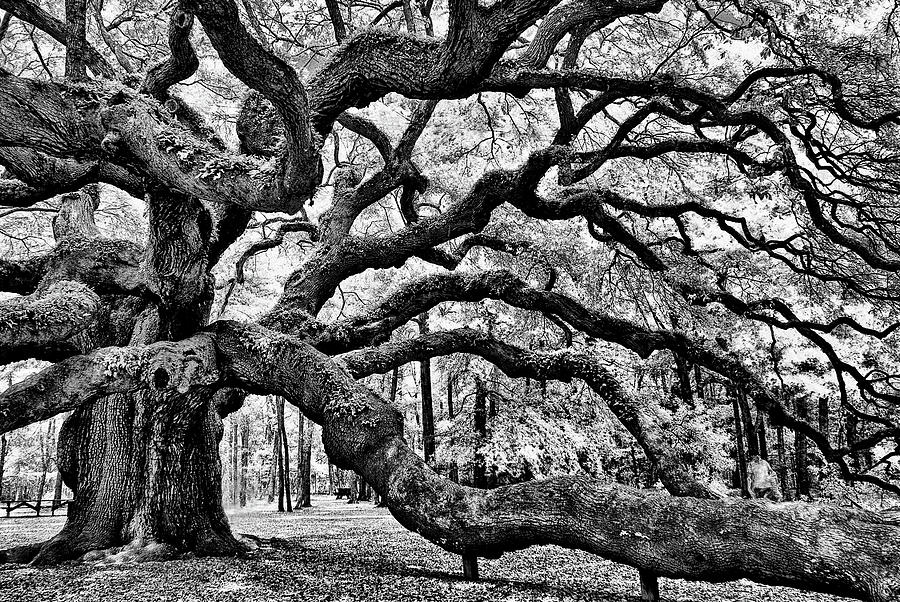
left=0, top=496, right=856, bottom=602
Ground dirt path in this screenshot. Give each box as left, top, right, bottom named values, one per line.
left=0, top=496, right=855, bottom=602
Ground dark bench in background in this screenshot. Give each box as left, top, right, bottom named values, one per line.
left=1, top=499, right=73, bottom=518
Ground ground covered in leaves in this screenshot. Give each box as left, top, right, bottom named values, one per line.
left=0, top=496, right=856, bottom=602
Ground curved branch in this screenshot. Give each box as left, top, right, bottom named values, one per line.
left=0, top=0, right=115, bottom=78
left=340, top=327, right=718, bottom=498
left=0, top=334, right=219, bottom=434
left=140, top=8, right=199, bottom=100
left=213, top=319, right=900, bottom=602
left=0, top=281, right=99, bottom=364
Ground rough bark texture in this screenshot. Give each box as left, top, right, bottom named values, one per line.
left=213, top=321, right=900, bottom=602
left=0, top=434, right=6, bottom=500
left=17, top=386, right=244, bottom=564
left=340, top=328, right=718, bottom=498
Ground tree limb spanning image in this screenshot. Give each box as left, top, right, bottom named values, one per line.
left=0, top=0, right=899, bottom=600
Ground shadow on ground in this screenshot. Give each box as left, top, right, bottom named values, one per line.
left=0, top=496, right=856, bottom=602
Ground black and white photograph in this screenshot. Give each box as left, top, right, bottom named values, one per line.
left=0, top=0, right=898, bottom=600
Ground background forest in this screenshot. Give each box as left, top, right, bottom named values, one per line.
left=0, top=0, right=899, bottom=598
left=2, top=0, right=898, bottom=507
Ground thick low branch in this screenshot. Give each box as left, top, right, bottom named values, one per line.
left=0, top=147, right=144, bottom=206
left=0, top=255, right=48, bottom=294
left=100, top=92, right=297, bottom=212
left=40, top=236, right=144, bottom=296
left=0, top=334, right=219, bottom=434
left=0, top=280, right=100, bottom=364
left=340, top=327, right=718, bottom=498
left=213, top=320, right=900, bottom=602
left=316, top=269, right=867, bottom=488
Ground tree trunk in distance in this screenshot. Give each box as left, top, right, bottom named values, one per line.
left=299, top=421, right=312, bottom=507
left=348, top=473, right=359, bottom=504
left=731, top=395, right=749, bottom=497
left=818, top=397, right=830, bottom=447
left=0, top=434, right=6, bottom=500
left=737, top=388, right=759, bottom=458
left=36, top=425, right=49, bottom=513
left=447, top=373, right=454, bottom=418
left=417, top=314, right=435, bottom=465
left=795, top=396, right=810, bottom=498
left=462, top=553, right=479, bottom=580
left=473, top=379, right=488, bottom=489
left=390, top=366, right=399, bottom=403
left=776, top=424, right=790, bottom=500
left=231, top=420, right=239, bottom=506
left=757, top=413, right=769, bottom=461
left=693, top=364, right=704, bottom=399
left=845, top=411, right=860, bottom=472
left=276, top=399, right=285, bottom=512
left=278, top=397, right=293, bottom=512
left=53, top=471, right=63, bottom=506
left=673, top=354, right=693, bottom=407
left=296, top=413, right=302, bottom=498
left=240, top=420, right=250, bottom=507
left=269, top=426, right=278, bottom=503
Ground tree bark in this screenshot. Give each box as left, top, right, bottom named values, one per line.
left=276, top=398, right=286, bottom=512
left=738, top=387, right=759, bottom=458
left=0, top=434, right=6, bottom=500
left=278, top=397, right=293, bottom=512
left=4, top=386, right=244, bottom=564
left=416, top=313, right=435, bottom=465
left=795, top=396, right=811, bottom=498
left=731, top=393, right=749, bottom=497
left=231, top=420, right=239, bottom=505
left=818, top=396, right=830, bottom=447
left=447, top=373, right=454, bottom=418
left=64, top=0, right=88, bottom=81
left=214, top=321, right=900, bottom=602
left=472, top=379, right=488, bottom=489
left=299, top=418, right=312, bottom=507
left=240, top=419, right=249, bottom=507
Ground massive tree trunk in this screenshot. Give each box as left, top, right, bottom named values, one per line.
left=214, top=322, right=900, bottom=602
left=3, top=386, right=242, bottom=564
left=1, top=187, right=243, bottom=564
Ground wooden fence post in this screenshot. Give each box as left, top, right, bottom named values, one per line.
left=462, top=554, right=479, bottom=580
left=639, top=570, right=659, bottom=602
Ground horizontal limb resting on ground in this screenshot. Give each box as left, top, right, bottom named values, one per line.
left=212, top=320, right=900, bottom=602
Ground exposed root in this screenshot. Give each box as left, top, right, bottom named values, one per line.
left=2, top=526, right=248, bottom=567
left=0, top=542, right=43, bottom=564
